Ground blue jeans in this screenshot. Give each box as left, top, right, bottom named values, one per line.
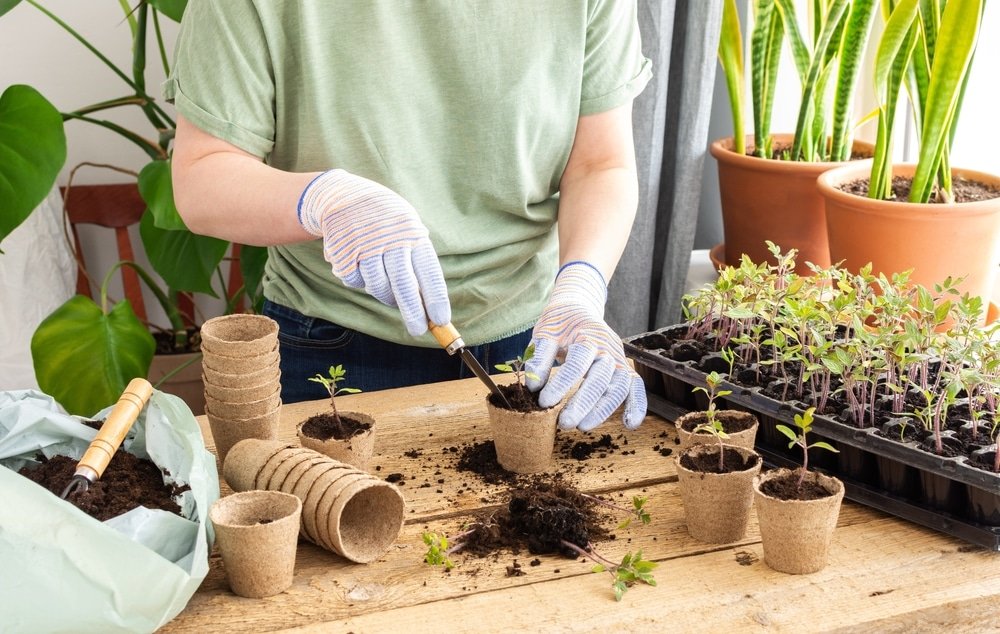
left=263, top=300, right=535, bottom=403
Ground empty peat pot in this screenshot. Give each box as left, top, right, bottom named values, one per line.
left=209, top=490, right=302, bottom=598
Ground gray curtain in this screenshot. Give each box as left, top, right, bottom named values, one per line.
left=607, top=0, right=722, bottom=335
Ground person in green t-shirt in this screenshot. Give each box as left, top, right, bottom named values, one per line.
left=168, top=1, right=652, bottom=432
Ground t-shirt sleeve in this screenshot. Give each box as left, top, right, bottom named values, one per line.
left=163, top=0, right=276, bottom=158
left=580, top=0, right=653, bottom=116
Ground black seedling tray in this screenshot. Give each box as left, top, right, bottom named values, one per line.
left=628, top=331, right=1000, bottom=552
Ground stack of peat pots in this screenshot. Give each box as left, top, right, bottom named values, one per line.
left=224, top=439, right=405, bottom=563
left=200, top=315, right=282, bottom=465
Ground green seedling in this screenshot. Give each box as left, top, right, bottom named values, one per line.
left=559, top=541, right=658, bottom=601
left=495, top=343, right=540, bottom=397
left=421, top=531, right=454, bottom=571
left=775, top=407, right=839, bottom=489
left=692, top=372, right=732, bottom=470
left=581, top=493, right=652, bottom=530
left=307, top=364, right=361, bottom=433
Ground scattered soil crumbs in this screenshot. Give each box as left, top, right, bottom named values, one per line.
left=564, top=434, right=617, bottom=461
left=455, top=440, right=518, bottom=486
left=505, top=560, right=526, bottom=577
left=385, top=473, right=405, bottom=484
left=18, top=452, right=186, bottom=521
left=457, top=476, right=611, bottom=559
left=300, top=413, right=371, bottom=441
left=734, top=551, right=758, bottom=566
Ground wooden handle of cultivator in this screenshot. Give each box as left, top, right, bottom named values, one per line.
left=75, top=378, right=154, bottom=482
left=429, top=322, right=465, bottom=355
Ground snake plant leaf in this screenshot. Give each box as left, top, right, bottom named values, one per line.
left=829, top=0, right=878, bottom=161
left=0, top=85, right=66, bottom=247
left=910, top=0, right=984, bottom=203
left=31, top=295, right=155, bottom=417
left=750, top=0, right=779, bottom=155
left=147, top=0, right=187, bottom=22
left=0, top=0, right=22, bottom=18
left=140, top=209, right=229, bottom=296
left=719, top=0, right=745, bottom=154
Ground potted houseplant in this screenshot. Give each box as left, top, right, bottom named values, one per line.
left=818, top=0, right=1000, bottom=308
left=624, top=246, right=1000, bottom=548
left=712, top=0, right=877, bottom=273
left=674, top=381, right=762, bottom=543
left=296, top=365, right=372, bottom=470
left=0, top=0, right=268, bottom=416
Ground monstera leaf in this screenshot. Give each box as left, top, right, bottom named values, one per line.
left=0, top=84, right=66, bottom=248
left=31, top=295, right=156, bottom=416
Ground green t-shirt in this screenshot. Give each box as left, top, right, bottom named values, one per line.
left=165, top=0, right=651, bottom=346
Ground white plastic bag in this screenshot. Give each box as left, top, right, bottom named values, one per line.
left=0, top=389, right=219, bottom=633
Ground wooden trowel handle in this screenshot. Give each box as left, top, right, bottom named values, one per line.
left=75, top=378, right=154, bottom=482
left=429, top=322, right=465, bottom=355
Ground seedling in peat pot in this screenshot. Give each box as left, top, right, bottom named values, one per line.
left=495, top=344, right=540, bottom=398
left=692, top=372, right=732, bottom=470
left=776, top=407, right=839, bottom=489
left=307, top=365, right=361, bottom=437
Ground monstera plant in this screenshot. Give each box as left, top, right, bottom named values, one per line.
left=0, top=0, right=266, bottom=415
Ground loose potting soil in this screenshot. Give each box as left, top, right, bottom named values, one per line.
left=488, top=383, right=548, bottom=412
left=679, top=411, right=756, bottom=435
left=679, top=447, right=760, bottom=474
left=18, top=452, right=186, bottom=522
left=758, top=470, right=835, bottom=501
left=299, top=412, right=371, bottom=441
left=840, top=175, right=1000, bottom=203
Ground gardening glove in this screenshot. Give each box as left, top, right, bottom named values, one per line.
left=525, top=261, right=647, bottom=432
left=298, top=169, right=451, bottom=337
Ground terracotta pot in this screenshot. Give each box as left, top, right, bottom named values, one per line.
left=674, top=410, right=759, bottom=452
left=675, top=443, right=762, bottom=543
left=710, top=134, right=873, bottom=274
left=149, top=351, right=206, bottom=416
left=209, top=490, right=302, bottom=598
left=819, top=162, right=1000, bottom=309
left=297, top=412, right=376, bottom=471
left=485, top=398, right=559, bottom=474
left=753, top=468, right=844, bottom=574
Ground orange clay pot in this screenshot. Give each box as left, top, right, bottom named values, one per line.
left=710, top=134, right=873, bottom=274
left=819, top=162, right=1000, bottom=310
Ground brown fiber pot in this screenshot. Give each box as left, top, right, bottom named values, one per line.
left=485, top=399, right=559, bottom=474
left=710, top=134, right=873, bottom=274
left=296, top=412, right=376, bottom=471
left=675, top=443, right=762, bottom=544
left=209, top=490, right=302, bottom=598
left=753, top=468, right=845, bottom=574
left=674, top=410, right=759, bottom=453
left=819, top=162, right=1000, bottom=309
left=206, top=406, right=281, bottom=467
left=200, top=314, right=279, bottom=357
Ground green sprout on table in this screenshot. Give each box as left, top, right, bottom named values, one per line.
left=494, top=343, right=539, bottom=398
left=692, top=372, right=732, bottom=471
left=420, top=531, right=455, bottom=571
left=559, top=542, right=658, bottom=601
left=775, top=407, right=839, bottom=489
left=308, top=364, right=361, bottom=434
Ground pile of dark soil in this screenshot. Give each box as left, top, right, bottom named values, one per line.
left=299, top=412, right=370, bottom=440
left=457, top=477, right=610, bottom=559
left=18, top=451, right=186, bottom=522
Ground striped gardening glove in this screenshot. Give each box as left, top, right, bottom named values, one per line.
left=298, top=169, right=451, bottom=336
left=525, top=261, right=647, bottom=431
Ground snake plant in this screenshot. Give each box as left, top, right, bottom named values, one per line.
left=869, top=0, right=984, bottom=203
left=718, top=0, right=878, bottom=161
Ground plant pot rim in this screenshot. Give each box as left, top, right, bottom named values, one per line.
left=710, top=134, right=875, bottom=172
left=817, top=162, right=1000, bottom=217
left=677, top=442, right=762, bottom=475
left=753, top=468, right=845, bottom=503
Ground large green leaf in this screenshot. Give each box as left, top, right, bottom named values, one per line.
left=0, top=85, right=66, bottom=247
left=31, top=295, right=155, bottom=416
left=240, top=244, right=269, bottom=313
left=718, top=0, right=745, bottom=154
left=138, top=159, right=186, bottom=230
left=147, top=0, right=187, bottom=22
left=0, top=0, right=23, bottom=18
left=140, top=210, right=229, bottom=295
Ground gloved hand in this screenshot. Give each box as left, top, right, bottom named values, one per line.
left=298, top=169, right=451, bottom=336
left=525, top=261, right=647, bottom=431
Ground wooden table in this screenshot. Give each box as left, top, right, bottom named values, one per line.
left=162, top=376, right=1000, bottom=633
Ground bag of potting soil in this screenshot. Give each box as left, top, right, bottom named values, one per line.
left=0, top=389, right=219, bottom=633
